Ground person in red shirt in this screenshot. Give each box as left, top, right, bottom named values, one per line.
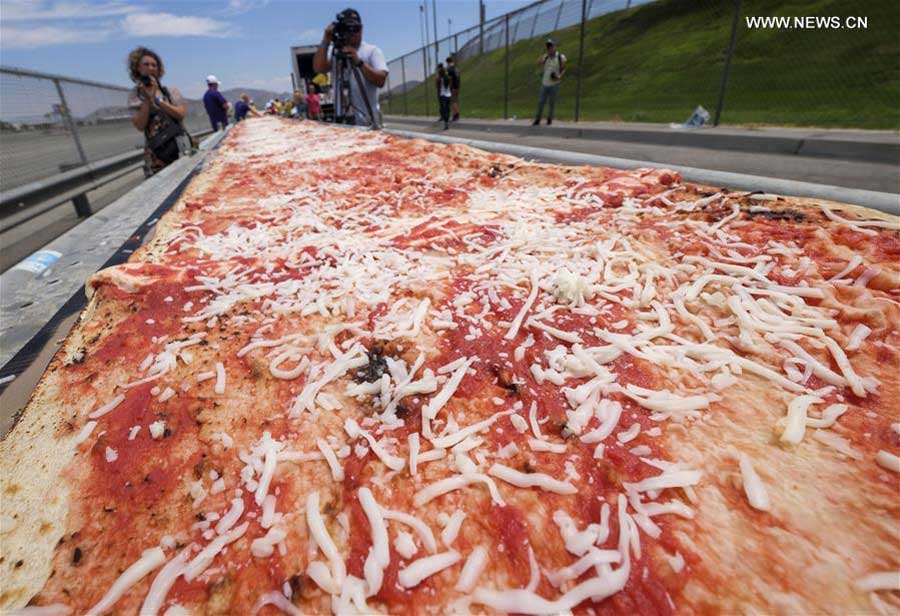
left=306, top=85, right=321, bottom=120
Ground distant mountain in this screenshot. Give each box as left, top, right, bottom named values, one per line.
left=219, top=88, right=293, bottom=105
left=388, top=80, right=421, bottom=96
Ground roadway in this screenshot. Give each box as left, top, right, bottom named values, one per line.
left=385, top=117, right=900, bottom=194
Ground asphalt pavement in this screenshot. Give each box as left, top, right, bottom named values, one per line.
left=385, top=117, right=900, bottom=194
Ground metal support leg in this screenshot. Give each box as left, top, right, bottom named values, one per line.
left=53, top=78, right=89, bottom=167
left=72, top=193, right=92, bottom=217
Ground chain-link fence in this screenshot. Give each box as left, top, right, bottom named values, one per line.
left=380, top=0, right=899, bottom=129
left=1, top=66, right=211, bottom=191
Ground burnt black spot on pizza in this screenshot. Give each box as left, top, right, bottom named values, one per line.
left=193, top=459, right=208, bottom=479
left=487, top=164, right=503, bottom=178
left=195, top=512, right=207, bottom=521
left=355, top=346, right=388, bottom=383
left=745, top=207, right=807, bottom=222
left=491, top=364, right=518, bottom=394
left=14, top=560, right=23, bottom=568
left=72, top=547, right=82, bottom=565
left=395, top=401, right=411, bottom=419
left=522, top=461, right=536, bottom=474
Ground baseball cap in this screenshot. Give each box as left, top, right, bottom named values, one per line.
left=546, top=38, right=557, bottom=46
left=338, top=8, right=361, bottom=26
left=206, top=74, right=219, bottom=84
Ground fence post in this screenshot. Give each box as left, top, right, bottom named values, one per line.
left=52, top=78, right=92, bottom=217
left=554, top=0, right=565, bottom=30
left=479, top=0, right=485, bottom=54
left=454, top=33, right=459, bottom=55
left=530, top=6, right=539, bottom=38
left=432, top=0, right=440, bottom=70
left=575, top=0, right=587, bottom=122
left=504, top=13, right=510, bottom=120
left=401, top=56, right=409, bottom=115
left=52, top=79, right=88, bottom=166
left=422, top=46, right=430, bottom=117
left=714, top=0, right=742, bottom=126
left=385, top=72, right=392, bottom=115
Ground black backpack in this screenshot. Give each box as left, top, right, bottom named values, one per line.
left=146, top=86, right=187, bottom=164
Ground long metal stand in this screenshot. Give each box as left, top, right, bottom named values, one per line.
left=714, top=0, right=742, bottom=126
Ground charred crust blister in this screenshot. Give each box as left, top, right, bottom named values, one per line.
left=744, top=207, right=807, bottom=222
left=355, top=347, right=389, bottom=383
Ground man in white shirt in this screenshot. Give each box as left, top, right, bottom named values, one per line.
left=313, top=8, right=388, bottom=127
left=533, top=39, right=566, bottom=126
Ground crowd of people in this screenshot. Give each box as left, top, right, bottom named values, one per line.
left=259, top=88, right=321, bottom=121
left=125, top=8, right=568, bottom=178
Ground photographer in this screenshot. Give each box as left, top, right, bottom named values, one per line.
left=532, top=38, right=566, bottom=126
left=312, top=8, right=388, bottom=126
left=127, top=47, right=188, bottom=176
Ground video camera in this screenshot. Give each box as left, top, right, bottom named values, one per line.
left=331, top=9, right=362, bottom=50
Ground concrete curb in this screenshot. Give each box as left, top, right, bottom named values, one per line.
left=384, top=117, right=900, bottom=165
left=386, top=128, right=900, bottom=215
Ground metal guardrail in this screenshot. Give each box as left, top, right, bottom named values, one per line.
left=0, top=65, right=212, bottom=190
left=1, top=65, right=216, bottom=233
left=0, top=129, right=213, bottom=234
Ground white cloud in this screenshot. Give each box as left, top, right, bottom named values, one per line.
left=297, top=28, right=320, bottom=42
left=0, top=25, right=111, bottom=49
left=120, top=12, right=232, bottom=38
left=1, top=0, right=139, bottom=21
left=223, top=0, right=269, bottom=15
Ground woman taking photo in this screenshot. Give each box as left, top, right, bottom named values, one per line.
left=127, top=47, right=187, bottom=176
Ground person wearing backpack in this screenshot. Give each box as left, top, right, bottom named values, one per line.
left=436, top=63, right=452, bottom=130
left=533, top=38, right=566, bottom=126
left=127, top=47, right=190, bottom=176
left=446, top=56, right=461, bottom=122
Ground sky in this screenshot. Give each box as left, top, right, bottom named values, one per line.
left=1, top=0, right=533, bottom=98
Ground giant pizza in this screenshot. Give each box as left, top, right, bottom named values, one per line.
left=2, top=117, right=898, bottom=615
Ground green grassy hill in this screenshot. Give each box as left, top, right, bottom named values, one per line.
left=384, top=0, right=899, bottom=129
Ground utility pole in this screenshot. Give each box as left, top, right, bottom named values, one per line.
left=574, top=0, right=587, bottom=122
left=479, top=0, right=485, bottom=54
left=432, top=0, right=439, bottom=69
left=448, top=18, right=452, bottom=38
left=422, top=2, right=432, bottom=76
left=714, top=0, right=742, bottom=126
